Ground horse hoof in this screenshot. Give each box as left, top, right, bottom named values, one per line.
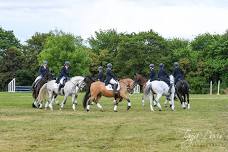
left=114, top=110, right=118, bottom=112
left=159, top=109, right=162, bottom=111
left=127, top=106, right=131, bottom=111
left=86, top=109, right=90, bottom=112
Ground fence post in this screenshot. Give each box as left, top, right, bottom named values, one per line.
left=210, top=81, right=212, bottom=95
left=8, top=78, right=15, bottom=92
left=217, top=80, right=220, bottom=95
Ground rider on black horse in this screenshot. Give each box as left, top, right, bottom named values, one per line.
left=56, top=61, right=70, bottom=93
left=97, top=66, right=104, bottom=82
left=32, top=60, right=49, bottom=89
left=173, top=62, right=184, bottom=84
left=149, top=64, right=156, bottom=82
left=158, top=63, right=171, bottom=93
left=105, top=63, right=118, bottom=95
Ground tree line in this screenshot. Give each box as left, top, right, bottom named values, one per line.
left=0, top=27, right=227, bottom=93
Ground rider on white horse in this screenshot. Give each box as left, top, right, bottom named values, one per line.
left=158, top=63, right=171, bottom=94
left=57, top=61, right=70, bottom=93
left=105, top=63, right=118, bottom=95
left=32, top=60, right=49, bottom=88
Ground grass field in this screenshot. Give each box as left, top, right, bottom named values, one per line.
left=0, top=92, right=227, bottom=152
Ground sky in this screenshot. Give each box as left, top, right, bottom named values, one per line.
left=0, top=0, right=228, bottom=43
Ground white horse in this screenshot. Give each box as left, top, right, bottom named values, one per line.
left=36, top=76, right=85, bottom=111
left=144, top=75, right=175, bottom=111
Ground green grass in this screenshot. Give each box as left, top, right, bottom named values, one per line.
left=0, top=92, right=227, bottom=152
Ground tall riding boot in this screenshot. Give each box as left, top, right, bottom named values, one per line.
left=113, top=84, right=118, bottom=95
left=58, top=84, right=63, bottom=93
left=168, top=85, right=172, bottom=94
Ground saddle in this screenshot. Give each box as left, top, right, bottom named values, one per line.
left=105, top=83, right=120, bottom=91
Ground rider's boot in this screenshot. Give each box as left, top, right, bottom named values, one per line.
left=58, top=84, right=63, bottom=93
left=113, top=83, right=118, bottom=95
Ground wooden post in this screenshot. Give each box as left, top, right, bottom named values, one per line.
left=217, top=80, right=220, bottom=95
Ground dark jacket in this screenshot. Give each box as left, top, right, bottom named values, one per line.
left=98, top=71, right=104, bottom=82
left=173, top=67, right=184, bottom=83
left=149, top=69, right=156, bottom=82
left=158, top=68, right=170, bottom=86
left=39, top=65, right=49, bottom=77
left=105, top=68, right=117, bottom=85
left=59, top=66, right=70, bottom=78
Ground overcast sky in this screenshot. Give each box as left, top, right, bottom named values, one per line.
left=0, top=0, right=228, bottom=43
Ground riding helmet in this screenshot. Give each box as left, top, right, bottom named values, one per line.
left=98, top=66, right=103, bottom=70
left=159, top=63, right=164, bottom=68
left=149, top=64, right=154, bottom=68
left=174, top=62, right=179, bottom=67
left=43, top=60, right=48, bottom=64
left=107, top=63, right=112, bottom=68
left=64, top=61, right=70, bottom=65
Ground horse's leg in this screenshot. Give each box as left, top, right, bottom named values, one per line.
left=60, top=95, right=68, bottom=110
left=164, top=96, right=168, bottom=107
left=95, top=95, right=103, bottom=112
left=187, top=93, right=190, bottom=109
left=72, top=94, right=77, bottom=111
left=149, top=94, right=154, bottom=111
left=113, top=98, right=118, bottom=112
left=142, top=96, right=145, bottom=107
left=86, top=97, right=92, bottom=112
left=170, top=91, right=175, bottom=111
left=154, top=94, right=162, bottom=111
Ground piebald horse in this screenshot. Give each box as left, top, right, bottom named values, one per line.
left=83, top=77, right=135, bottom=112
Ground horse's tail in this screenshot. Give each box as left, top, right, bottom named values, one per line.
left=37, top=83, right=48, bottom=102
left=144, top=83, right=152, bottom=98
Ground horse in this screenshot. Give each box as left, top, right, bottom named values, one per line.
left=175, top=80, right=190, bottom=109
left=36, top=76, right=85, bottom=111
left=83, top=77, right=135, bottom=112
left=135, top=73, right=175, bottom=111
left=32, top=72, right=54, bottom=108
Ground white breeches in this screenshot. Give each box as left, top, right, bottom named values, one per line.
left=109, top=78, right=117, bottom=85
left=34, top=75, right=42, bottom=83
left=60, top=77, right=66, bottom=85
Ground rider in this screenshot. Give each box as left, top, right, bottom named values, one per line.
left=57, top=61, right=70, bottom=93
left=149, top=64, right=156, bottom=82
left=158, top=63, right=171, bottom=93
left=105, top=63, right=118, bottom=94
left=97, top=66, right=104, bottom=82
left=32, top=60, right=49, bottom=88
left=173, top=62, right=184, bottom=85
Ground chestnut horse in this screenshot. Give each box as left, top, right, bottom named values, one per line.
left=83, top=77, right=136, bottom=112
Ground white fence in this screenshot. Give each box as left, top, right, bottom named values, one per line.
left=7, top=78, right=32, bottom=92
left=134, top=84, right=140, bottom=93
left=8, top=78, right=15, bottom=92
left=210, top=80, right=221, bottom=95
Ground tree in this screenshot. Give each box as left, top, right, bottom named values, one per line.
left=0, top=47, right=23, bottom=90
left=39, top=31, right=91, bottom=76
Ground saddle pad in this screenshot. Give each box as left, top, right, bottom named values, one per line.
left=105, top=83, right=120, bottom=91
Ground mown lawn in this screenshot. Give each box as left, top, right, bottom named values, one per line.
left=0, top=92, right=227, bottom=152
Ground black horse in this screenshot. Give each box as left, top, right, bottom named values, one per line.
left=32, top=72, right=54, bottom=108
left=175, top=80, right=190, bottom=109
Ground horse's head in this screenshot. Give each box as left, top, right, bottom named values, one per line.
left=134, top=73, right=147, bottom=86
left=120, top=78, right=135, bottom=94
left=43, top=72, right=54, bottom=81
left=84, top=76, right=95, bottom=84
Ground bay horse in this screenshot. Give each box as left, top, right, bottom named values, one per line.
left=175, top=80, right=190, bottom=109
left=83, top=77, right=135, bottom=112
left=32, top=72, right=53, bottom=108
